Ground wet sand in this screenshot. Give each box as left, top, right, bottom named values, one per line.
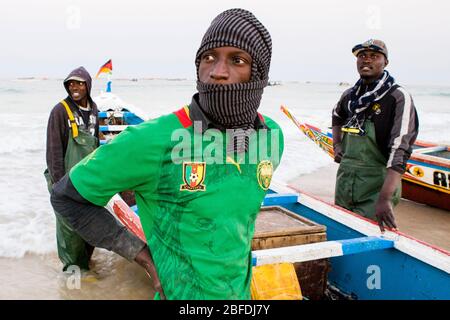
left=0, top=249, right=154, bottom=300
left=1, top=164, right=448, bottom=300
left=289, top=163, right=450, bottom=251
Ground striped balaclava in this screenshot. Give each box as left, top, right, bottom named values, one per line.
left=195, top=8, right=272, bottom=153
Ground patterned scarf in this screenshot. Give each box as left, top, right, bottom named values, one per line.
left=348, top=70, right=395, bottom=115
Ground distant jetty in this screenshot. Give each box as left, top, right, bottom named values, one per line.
left=15, top=77, right=49, bottom=81
left=140, top=77, right=188, bottom=81
left=14, top=76, right=189, bottom=82
left=268, top=81, right=282, bottom=86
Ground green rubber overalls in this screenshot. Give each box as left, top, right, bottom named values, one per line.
left=335, top=121, right=401, bottom=220
left=44, top=100, right=98, bottom=271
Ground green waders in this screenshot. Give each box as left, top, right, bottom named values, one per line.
left=44, top=101, right=98, bottom=271
left=335, top=121, right=401, bottom=220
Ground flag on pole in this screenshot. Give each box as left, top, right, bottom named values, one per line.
left=95, top=59, right=113, bottom=78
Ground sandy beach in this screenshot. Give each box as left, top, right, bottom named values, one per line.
left=0, top=249, right=154, bottom=300
left=1, top=165, right=448, bottom=300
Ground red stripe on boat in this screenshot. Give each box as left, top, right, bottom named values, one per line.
left=288, top=184, right=450, bottom=256
left=305, top=123, right=322, bottom=132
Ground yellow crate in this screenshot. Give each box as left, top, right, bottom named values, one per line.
left=252, top=206, right=329, bottom=299
left=251, top=263, right=303, bottom=300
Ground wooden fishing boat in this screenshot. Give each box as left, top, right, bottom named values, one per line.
left=94, top=90, right=147, bottom=145
left=281, top=106, right=450, bottom=211
left=93, top=87, right=147, bottom=209
left=93, top=94, right=449, bottom=299
left=404, top=141, right=450, bottom=211
left=260, top=184, right=450, bottom=300
left=106, top=181, right=450, bottom=300
left=90, top=85, right=450, bottom=300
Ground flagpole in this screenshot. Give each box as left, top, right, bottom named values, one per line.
left=96, top=59, right=112, bottom=92
left=106, top=73, right=112, bottom=93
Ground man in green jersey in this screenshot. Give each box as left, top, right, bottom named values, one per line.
left=51, top=8, right=283, bottom=299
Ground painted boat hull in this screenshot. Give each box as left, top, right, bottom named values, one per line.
left=98, top=106, right=449, bottom=299
left=403, top=141, right=450, bottom=210
left=402, top=179, right=450, bottom=211
left=280, top=106, right=450, bottom=211
left=108, top=183, right=450, bottom=300
left=94, top=91, right=147, bottom=145
left=270, top=183, right=450, bottom=300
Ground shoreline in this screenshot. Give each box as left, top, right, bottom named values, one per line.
left=0, top=250, right=154, bottom=300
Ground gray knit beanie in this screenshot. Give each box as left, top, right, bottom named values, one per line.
left=195, top=8, right=272, bottom=81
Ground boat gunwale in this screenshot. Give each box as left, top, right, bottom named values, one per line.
left=270, top=180, right=450, bottom=275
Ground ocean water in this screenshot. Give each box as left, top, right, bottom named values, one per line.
left=0, top=78, right=449, bottom=259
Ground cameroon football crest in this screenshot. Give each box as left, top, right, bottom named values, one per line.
left=257, top=160, right=273, bottom=191
left=180, top=162, right=206, bottom=191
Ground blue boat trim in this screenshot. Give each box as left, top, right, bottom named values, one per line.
left=99, top=125, right=129, bottom=132
left=98, top=111, right=136, bottom=118
left=251, top=236, right=394, bottom=266
left=338, top=236, right=394, bottom=255
left=262, top=193, right=298, bottom=206
left=408, top=159, right=446, bottom=170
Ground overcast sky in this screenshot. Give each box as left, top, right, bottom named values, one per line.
left=2, top=0, right=449, bottom=85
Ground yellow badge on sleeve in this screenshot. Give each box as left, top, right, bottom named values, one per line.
left=257, top=160, right=273, bottom=191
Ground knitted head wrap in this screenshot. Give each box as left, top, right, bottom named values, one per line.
left=195, top=8, right=272, bottom=82
left=195, top=8, right=272, bottom=153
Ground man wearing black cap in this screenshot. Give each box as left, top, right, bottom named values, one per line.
left=45, top=66, right=99, bottom=271
left=50, top=9, right=283, bottom=299
left=332, top=39, right=419, bottom=232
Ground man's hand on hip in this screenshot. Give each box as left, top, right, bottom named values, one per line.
left=135, top=246, right=166, bottom=300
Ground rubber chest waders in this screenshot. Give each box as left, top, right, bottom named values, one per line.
left=335, top=121, right=401, bottom=219
left=45, top=100, right=98, bottom=271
